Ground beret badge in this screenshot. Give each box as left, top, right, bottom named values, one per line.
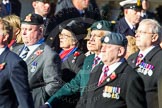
left=104, top=37, right=109, bottom=43
left=24, top=13, right=32, bottom=22
left=97, top=23, right=102, bottom=29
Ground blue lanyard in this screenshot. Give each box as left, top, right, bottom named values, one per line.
left=60, top=47, right=78, bottom=62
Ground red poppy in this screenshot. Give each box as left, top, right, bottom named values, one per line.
left=74, top=51, right=80, bottom=57
left=110, top=72, right=117, bottom=80
left=0, top=63, right=6, bottom=70
left=34, top=50, right=43, bottom=56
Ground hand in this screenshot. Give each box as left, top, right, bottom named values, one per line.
left=39, top=104, right=49, bottom=108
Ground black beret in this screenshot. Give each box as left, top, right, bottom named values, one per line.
left=33, top=0, right=53, bottom=3
left=90, top=20, right=115, bottom=31
left=21, top=13, right=44, bottom=25
left=59, top=20, right=87, bottom=41
left=101, top=32, right=128, bottom=47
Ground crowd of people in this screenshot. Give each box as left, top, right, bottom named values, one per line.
left=1, top=0, right=162, bottom=108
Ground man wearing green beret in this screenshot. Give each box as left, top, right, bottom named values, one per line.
left=80, top=32, right=147, bottom=108
left=39, top=20, right=112, bottom=108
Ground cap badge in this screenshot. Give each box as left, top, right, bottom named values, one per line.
left=25, top=13, right=32, bottom=22
left=104, top=37, right=109, bottom=43
left=137, top=0, right=141, bottom=6
left=97, top=23, right=102, bottom=29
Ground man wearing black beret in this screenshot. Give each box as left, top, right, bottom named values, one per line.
left=12, top=13, right=62, bottom=108
left=80, top=32, right=147, bottom=108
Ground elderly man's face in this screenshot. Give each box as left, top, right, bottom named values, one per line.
left=125, top=9, right=141, bottom=25
left=21, top=24, right=43, bottom=46
left=135, top=23, right=155, bottom=51
left=88, top=30, right=107, bottom=54
left=101, top=43, right=124, bottom=65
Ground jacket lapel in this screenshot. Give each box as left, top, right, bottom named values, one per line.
left=0, top=48, right=10, bottom=72
left=26, top=44, right=45, bottom=65
left=88, top=62, right=104, bottom=89
left=96, top=60, right=128, bottom=90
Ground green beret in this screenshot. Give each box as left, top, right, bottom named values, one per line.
left=101, top=32, right=128, bottom=47
left=90, top=20, right=115, bottom=31
left=21, top=13, right=44, bottom=25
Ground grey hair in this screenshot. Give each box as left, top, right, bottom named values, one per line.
left=139, top=19, right=162, bottom=38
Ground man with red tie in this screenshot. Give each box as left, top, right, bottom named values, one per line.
left=81, top=32, right=147, bottom=108
left=127, top=19, right=162, bottom=108
left=39, top=20, right=113, bottom=108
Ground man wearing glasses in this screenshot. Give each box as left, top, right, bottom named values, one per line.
left=127, top=19, right=162, bottom=108
left=114, top=0, right=142, bottom=36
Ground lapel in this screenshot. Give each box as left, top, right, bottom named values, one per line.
left=0, top=48, right=10, bottom=72
left=88, top=61, right=104, bottom=89
left=0, top=48, right=10, bottom=63
left=25, top=44, right=45, bottom=65
left=13, top=44, right=24, bottom=55
left=143, top=46, right=161, bottom=62
left=83, top=54, right=95, bottom=70
left=95, top=60, right=128, bottom=91
left=119, top=18, right=135, bottom=36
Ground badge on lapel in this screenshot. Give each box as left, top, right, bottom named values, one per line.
left=72, top=51, right=80, bottom=63
left=34, top=50, right=44, bottom=56
left=0, top=62, right=6, bottom=70
left=106, top=72, right=117, bottom=82
left=30, top=62, right=37, bottom=73
left=102, top=86, right=120, bottom=99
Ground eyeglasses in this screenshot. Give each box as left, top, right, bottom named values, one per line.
left=135, top=30, right=155, bottom=34
left=59, top=33, right=72, bottom=38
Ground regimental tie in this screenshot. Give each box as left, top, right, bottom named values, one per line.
left=92, top=56, right=100, bottom=69
left=98, top=66, right=109, bottom=86
left=136, top=54, right=143, bottom=66
left=20, top=46, right=30, bottom=59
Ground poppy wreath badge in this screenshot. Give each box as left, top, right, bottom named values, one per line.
left=110, top=72, right=117, bottom=80
left=106, top=72, right=117, bottom=82
left=34, top=50, right=44, bottom=56
left=0, top=62, right=6, bottom=70
left=72, top=51, right=80, bottom=63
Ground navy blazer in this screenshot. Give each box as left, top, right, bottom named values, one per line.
left=0, top=48, right=34, bottom=108
left=80, top=60, right=147, bottom=108
left=127, top=46, right=162, bottom=108
left=114, top=17, right=136, bottom=36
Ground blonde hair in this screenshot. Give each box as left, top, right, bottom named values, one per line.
left=0, top=17, right=13, bottom=43
left=125, top=36, right=139, bottom=59
left=3, top=14, right=23, bottom=43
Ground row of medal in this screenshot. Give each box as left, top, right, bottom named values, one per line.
left=102, top=86, right=120, bottom=99
left=136, top=62, right=154, bottom=76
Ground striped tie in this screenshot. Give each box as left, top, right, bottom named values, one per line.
left=98, top=66, right=109, bottom=86
left=136, top=54, right=143, bottom=66
left=92, top=56, right=100, bottom=69
left=20, top=46, right=29, bottom=59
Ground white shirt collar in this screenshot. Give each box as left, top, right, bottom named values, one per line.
left=125, top=17, right=135, bottom=29
left=22, top=44, right=41, bottom=61
left=99, top=58, right=124, bottom=81
left=0, top=47, right=6, bottom=55
left=138, top=46, right=155, bottom=59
